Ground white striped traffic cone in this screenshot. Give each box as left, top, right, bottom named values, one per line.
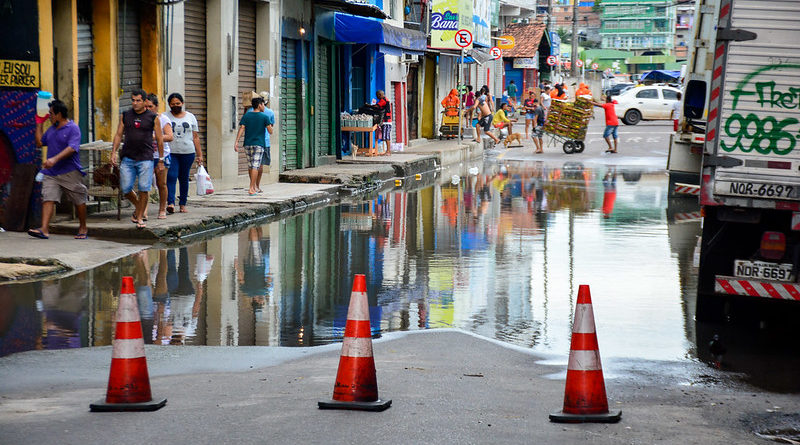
left=90, top=276, right=166, bottom=412
left=318, top=274, right=391, bottom=411
left=550, top=285, right=621, bottom=423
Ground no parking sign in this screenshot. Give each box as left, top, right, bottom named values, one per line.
left=455, top=29, right=473, bottom=48
left=490, top=47, right=502, bottom=59
left=546, top=55, right=557, bottom=66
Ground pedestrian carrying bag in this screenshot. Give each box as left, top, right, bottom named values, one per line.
left=195, top=165, right=214, bottom=196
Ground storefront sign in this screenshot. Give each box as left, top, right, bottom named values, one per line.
left=431, top=0, right=473, bottom=49
left=473, top=0, right=491, bottom=47
left=497, top=36, right=515, bottom=50
left=513, top=58, right=538, bottom=69
left=0, top=59, right=39, bottom=88
left=549, top=31, right=561, bottom=56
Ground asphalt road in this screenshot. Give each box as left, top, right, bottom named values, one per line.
left=1, top=330, right=797, bottom=444
left=486, top=112, right=673, bottom=169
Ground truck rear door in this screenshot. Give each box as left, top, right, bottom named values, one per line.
left=705, top=0, right=800, bottom=205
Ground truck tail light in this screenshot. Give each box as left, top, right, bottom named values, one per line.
left=760, top=231, right=786, bottom=260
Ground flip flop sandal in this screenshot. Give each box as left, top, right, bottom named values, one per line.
left=166, top=205, right=175, bottom=214
left=136, top=222, right=147, bottom=229
left=28, top=229, right=49, bottom=239
left=74, top=233, right=88, bottom=239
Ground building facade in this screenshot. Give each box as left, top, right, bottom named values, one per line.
left=599, top=0, right=676, bottom=55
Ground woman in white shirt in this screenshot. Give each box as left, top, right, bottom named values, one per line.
left=166, top=93, right=205, bottom=213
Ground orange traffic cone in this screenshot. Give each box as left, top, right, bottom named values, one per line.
left=318, top=274, right=391, bottom=411
left=550, top=285, right=621, bottom=423
left=90, top=276, right=166, bottom=412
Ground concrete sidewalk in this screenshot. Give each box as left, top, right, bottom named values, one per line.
left=0, top=139, right=479, bottom=281
left=0, top=329, right=791, bottom=444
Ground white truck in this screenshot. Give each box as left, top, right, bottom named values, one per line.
left=674, top=0, right=800, bottom=317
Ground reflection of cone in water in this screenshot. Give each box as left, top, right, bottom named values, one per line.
left=319, top=274, right=391, bottom=411
left=90, top=276, right=166, bottom=412
left=550, top=285, right=621, bottom=423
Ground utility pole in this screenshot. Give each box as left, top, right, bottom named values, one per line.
left=571, top=1, right=579, bottom=77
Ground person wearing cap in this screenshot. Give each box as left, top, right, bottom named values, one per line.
left=243, top=92, right=275, bottom=193
left=234, top=96, right=273, bottom=195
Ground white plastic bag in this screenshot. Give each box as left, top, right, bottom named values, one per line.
left=194, top=254, right=215, bottom=282
left=194, top=165, right=214, bottom=195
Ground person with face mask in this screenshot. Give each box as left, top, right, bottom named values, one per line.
left=166, top=93, right=204, bottom=214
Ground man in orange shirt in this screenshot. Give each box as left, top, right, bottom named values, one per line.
left=592, top=96, right=619, bottom=153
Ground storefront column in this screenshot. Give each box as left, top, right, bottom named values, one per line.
left=92, top=0, right=119, bottom=142
left=37, top=0, right=55, bottom=94
left=140, top=5, right=164, bottom=105
left=206, top=0, right=239, bottom=189
left=52, top=0, right=79, bottom=117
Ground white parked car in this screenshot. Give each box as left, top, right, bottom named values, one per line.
left=614, top=85, right=681, bottom=125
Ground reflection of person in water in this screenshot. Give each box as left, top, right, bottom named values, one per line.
left=0, top=285, right=42, bottom=356
left=602, top=167, right=618, bottom=219
left=236, top=227, right=269, bottom=307
left=133, top=251, right=155, bottom=344
left=165, top=247, right=201, bottom=345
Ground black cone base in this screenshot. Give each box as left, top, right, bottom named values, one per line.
left=318, top=398, right=392, bottom=412
left=90, top=397, right=167, bottom=412
left=549, top=409, right=621, bottom=423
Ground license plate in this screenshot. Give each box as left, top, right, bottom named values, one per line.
left=734, top=260, right=795, bottom=282
left=716, top=181, right=797, bottom=199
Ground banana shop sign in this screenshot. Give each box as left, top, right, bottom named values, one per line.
left=430, top=0, right=473, bottom=50
left=0, top=59, right=39, bottom=88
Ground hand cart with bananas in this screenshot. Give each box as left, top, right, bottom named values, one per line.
left=542, top=97, right=593, bottom=154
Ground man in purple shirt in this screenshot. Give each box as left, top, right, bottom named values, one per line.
left=29, top=99, right=88, bottom=239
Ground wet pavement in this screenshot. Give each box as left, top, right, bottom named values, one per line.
left=2, top=151, right=799, bottom=395
left=2, top=124, right=800, bottom=442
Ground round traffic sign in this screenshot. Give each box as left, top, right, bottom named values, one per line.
left=591, top=63, right=599, bottom=70
left=455, top=29, right=473, bottom=48
left=490, top=47, right=502, bottom=60
left=575, top=59, right=584, bottom=68
left=546, top=55, right=557, bottom=66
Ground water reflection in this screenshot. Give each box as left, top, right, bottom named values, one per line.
left=3, top=161, right=796, bottom=390
left=0, top=162, right=672, bottom=354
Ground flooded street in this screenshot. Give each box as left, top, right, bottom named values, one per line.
left=2, top=160, right=798, bottom=393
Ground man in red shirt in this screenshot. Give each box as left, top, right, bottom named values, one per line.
left=593, top=96, right=619, bottom=153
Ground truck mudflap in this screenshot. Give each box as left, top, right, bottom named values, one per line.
left=715, top=275, right=800, bottom=301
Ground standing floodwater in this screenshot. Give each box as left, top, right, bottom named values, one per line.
left=2, top=161, right=798, bottom=391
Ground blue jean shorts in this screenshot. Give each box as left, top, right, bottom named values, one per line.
left=603, top=125, right=619, bottom=139
left=152, top=154, right=171, bottom=169
left=120, top=157, right=154, bottom=194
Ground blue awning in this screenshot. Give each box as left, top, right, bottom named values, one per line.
left=317, top=12, right=427, bottom=55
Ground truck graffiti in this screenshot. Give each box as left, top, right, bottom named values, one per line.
left=721, top=64, right=800, bottom=156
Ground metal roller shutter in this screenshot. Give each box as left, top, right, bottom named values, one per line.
left=281, top=38, right=300, bottom=171
left=315, top=42, right=332, bottom=158
left=494, top=59, right=504, bottom=96
left=118, top=0, right=141, bottom=112
left=77, top=21, right=92, bottom=67
left=184, top=0, right=207, bottom=163
left=476, top=65, right=487, bottom=91
left=237, top=0, right=257, bottom=175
